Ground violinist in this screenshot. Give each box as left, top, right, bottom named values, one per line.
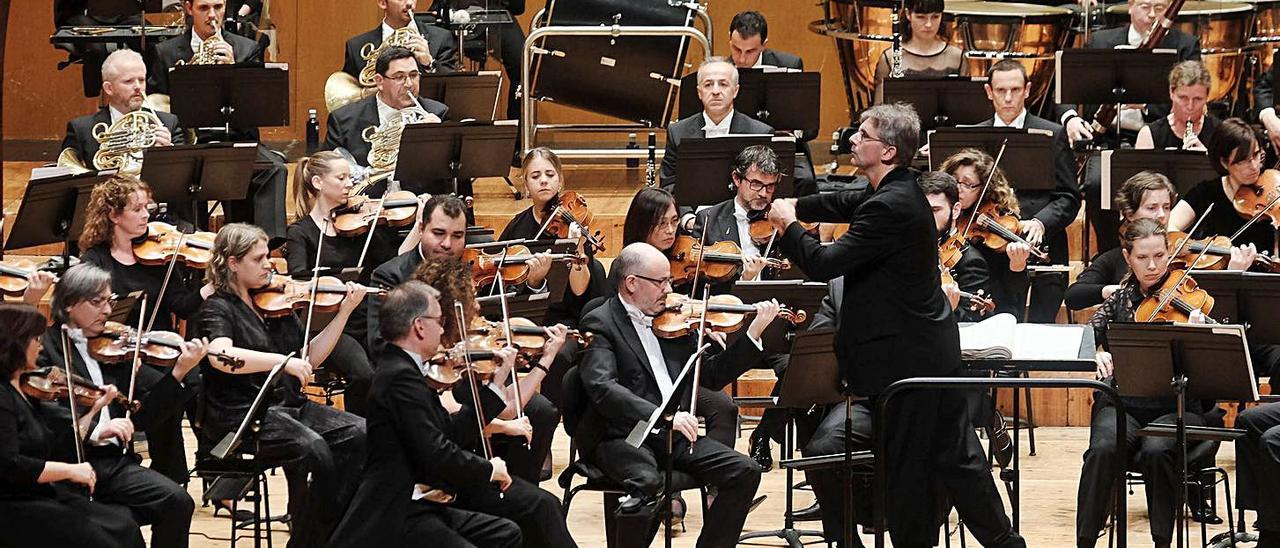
left=923, top=171, right=995, bottom=322
left=1134, top=61, right=1219, bottom=152
left=978, top=59, right=1081, bottom=323
left=688, top=144, right=785, bottom=288
left=1077, top=218, right=1221, bottom=548
left=498, top=147, right=609, bottom=325
left=37, top=264, right=202, bottom=548
left=195, top=223, right=367, bottom=548
left=327, top=281, right=522, bottom=548
left=940, top=148, right=1033, bottom=319
left=0, top=303, right=144, bottom=548
left=1169, top=118, right=1275, bottom=259
left=575, top=242, right=777, bottom=547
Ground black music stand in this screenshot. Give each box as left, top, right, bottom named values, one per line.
left=141, top=142, right=257, bottom=229
left=677, top=70, right=822, bottom=137
left=927, top=128, right=1056, bottom=191
left=1055, top=49, right=1178, bottom=106
left=421, top=71, right=503, bottom=122
left=882, top=77, right=991, bottom=132
left=1108, top=322, right=1258, bottom=548
left=730, top=280, right=828, bottom=353
left=394, top=121, right=519, bottom=196
left=738, top=327, right=843, bottom=547
left=211, top=355, right=294, bottom=459
left=1190, top=271, right=1280, bottom=345
left=3, top=171, right=108, bottom=269
left=1098, top=149, right=1218, bottom=209
left=169, top=65, right=289, bottom=135
left=672, top=135, right=797, bottom=207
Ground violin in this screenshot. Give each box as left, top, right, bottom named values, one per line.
left=541, top=191, right=606, bottom=252
left=955, top=203, right=1050, bottom=262
left=463, top=244, right=584, bottom=289
left=331, top=191, right=420, bottom=237
left=939, top=234, right=967, bottom=270
left=939, top=267, right=996, bottom=316
left=250, top=273, right=384, bottom=318
left=1167, top=230, right=1279, bottom=271
left=469, top=316, right=592, bottom=357
left=20, top=366, right=140, bottom=412
left=652, top=293, right=807, bottom=339
left=1233, top=169, right=1280, bottom=227
left=668, top=235, right=789, bottom=285
left=425, top=338, right=505, bottom=390
left=132, top=222, right=217, bottom=269
left=86, top=321, right=244, bottom=370
left=1135, top=268, right=1216, bottom=323
left=0, top=258, right=59, bottom=297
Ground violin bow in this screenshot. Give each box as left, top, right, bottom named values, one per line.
left=959, top=139, right=1009, bottom=243
left=297, top=216, right=333, bottom=398
left=531, top=195, right=561, bottom=241
left=453, top=302, right=504, bottom=498
left=1166, top=203, right=1215, bottom=269
left=354, top=196, right=388, bottom=271
left=58, top=325, right=89, bottom=498
left=492, top=251, right=529, bottom=435
left=144, top=230, right=186, bottom=334
left=687, top=226, right=709, bottom=300
left=685, top=286, right=711, bottom=454
left=122, top=295, right=149, bottom=455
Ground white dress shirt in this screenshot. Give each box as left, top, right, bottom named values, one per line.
left=1127, top=25, right=1143, bottom=47
left=702, top=110, right=735, bottom=138
left=619, top=298, right=674, bottom=400
left=993, top=109, right=1028, bottom=129
left=732, top=198, right=762, bottom=257
left=375, top=94, right=399, bottom=127
left=66, top=328, right=118, bottom=447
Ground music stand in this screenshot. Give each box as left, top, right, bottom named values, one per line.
left=141, top=142, right=257, bottom=228
left=1055, top=49, right=1178, bottom=106
left=4, top=171, right=108, bottom=268
left=168, top=65, right=289, bottom=134
left=672, top=135, right=797, bottom=207
left=421, top=71, right=503, bottom=122
left=211, top=356, right=293, bottom=459
left=928, top=128, right=1056, bottom=191
left=1190, top=271, right=1280, bottom=345
left=1108, top=322, right=1258, bottom=548
left=677, top=70, right=822, bottom=137
left=1098, top=149, right=1218, bottom=209
left=882, top=77, right=992, bottom=132
left=394, top=121, right=519, bottom=196
left=730, top=280, right=828, bottom=354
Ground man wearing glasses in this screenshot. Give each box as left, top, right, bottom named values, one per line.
left=688, top=145, right=785, bottom=289
left=575, top=242, right=779, bottom=548
left=325, top=46, right=450, bottom=194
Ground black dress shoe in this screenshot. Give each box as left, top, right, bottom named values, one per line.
left=748, top=433, right=774, bottom=472
left=617, top=491, right=657, bottom=515
left=987, top=409, right=1013, bottom=469
left=789, top=501, right=822, bottom=522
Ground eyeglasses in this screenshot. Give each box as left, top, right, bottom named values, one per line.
left=741, top=177, right=779, bottom=193
left=417, top=314, right=442, bottom=325
left=87, top=293, right=118, bottom=308
left=385, top=71, right=421, bottom=84
left=958, top=180, right=983, bottom=190
left=1233, top=149, right=1266, bottom=166
left=631, top=273, right=673, bottom=288
left=851, top=129, right=893, bottom=148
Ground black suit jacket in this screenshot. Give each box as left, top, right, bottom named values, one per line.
left=61, top=107, right=186, bottom=168
left=327, top=345, right=505, bottom=547
left=660, top=110, right=774, bottom=211
left=760, top=49, right=803, bottom=70
left=693, top=198, right=745, bottom=249
left=575, top=296, right=764, bottom=451
left=975, top=113, right=1081, bottom=263
left=951, top=242, right=993, bottom=323
left=1256, top=50, right=1279, bottom=115
left=1054, top=26, right=1200, bottom=126
left=778, top=167, right=961, bottom=396
left=148, top=28, right=263, bottom=96
left=323, top=94, right=450, bottom=168
left=367, top=249, right=425, bottom=355
left=342, top=22, right=459, bottom=77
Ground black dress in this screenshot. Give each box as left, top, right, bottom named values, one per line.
left=0, top=382, right=144, bottom=548
left=80, top=245, right=204, bottom=333
left=1145, top=115, right=1221, bottom=150
left=1181, top=178, right=1278, bottom=255
left=1064, top=247, right=1126, bottom=310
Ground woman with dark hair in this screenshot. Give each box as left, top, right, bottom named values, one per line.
left=872, top=0, right=967, bottom=102
left=0, top=303, right=144, bottom=548
left=1169, top=117, right=1272, bottom=260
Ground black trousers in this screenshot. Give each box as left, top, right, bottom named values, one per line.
left=801, top=400, right=874, bottom=544
left=402, top=503, right=523, bottom=548
left=1236, top=403, right=1280, bottom=533
left=492, top=392, right=558, bottom=483
left=1026, top=267, right=1068, bottom=324
left=88, top=448, right=195, bottom=548
left=321, top=333, right=374, bottom=418
left=590, top=433, right=762, bottom=548
left=454, top=477, right=576, bottom=548
left=136, top=363, right=192, bottom=485
left=218, top=401, right=366, bottom=548
left=0, top=490, right=144, bottom=548
left=752, top=355, right=791, bottom=444
left=1075, top=402, right=1209, bottom=547
left=698, top=387, right=737, bottom=448
left=220, top=144, right=287, bottom=239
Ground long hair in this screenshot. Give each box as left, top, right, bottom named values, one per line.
left=622, top=187, right=678, bottom=247
left=292, top=151, right=346, bottom=216
left=901, top=0, right=946, bottom=42
left=0, top=305, right=48, bottom=380
left=1114, top=171, right=1176, bottom=222
left=939, top=148, right=1021, bottom=216
left=410, top=257, right=476, bottom=347
left=205, top=223, right=268, bottom=292
left=79, top=175, right=151, bottom=250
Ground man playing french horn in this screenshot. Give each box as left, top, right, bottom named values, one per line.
left=343, top=0, right=458, bottom=83
left=60, top=49, right=183, bottom=175
left=324, top=46, right=449, bottom=195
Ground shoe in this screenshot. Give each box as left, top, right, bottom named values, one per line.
left=748, top=432, right=774, bottom=472
left=617, top=491, right=657, bottom=515
left=669, top=493, right=687, bottom=530
left=211, top=499, right=256, bottom=523
left=790, top=501, right=822, bottom=522
left=987, top=409, right=1013, bottom=469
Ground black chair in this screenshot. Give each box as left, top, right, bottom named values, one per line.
left=194, top=448, right=287, bottom=548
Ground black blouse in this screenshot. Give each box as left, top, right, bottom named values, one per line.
left=284, top=215, right=398, bottom=283
left=0, top=383, right=67, bottom=500
left=498, top=206, right=609, bottom=327
left=194, top=291, right=305, bottom=436
left=1064, top=247, right=1127, bottom=310
left=1146, top=115, right=1220, bottom=150
left=80, top=245, right=204, bottom=333
left=1180, top=178, right=1277, bottom=255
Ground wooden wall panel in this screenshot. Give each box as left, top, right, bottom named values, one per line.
left=5, top=1, right=854, bottom=148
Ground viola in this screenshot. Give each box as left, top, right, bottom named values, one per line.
left=955, top=203, right=1050, bottom=262
left=542, top=191, right=606, bottom=252
left=425, top=337, right=507, bottom=390
left=1135, top=268, right=1216, bottom=323
left=250, top=273, right=383, bottom=318
left=1167, top=230, right=1279, bottom=271
left=469, top=316, right=592, bottom=357
left=746, top=217, right=819, bottom=247
left=132, top=222, right=217, bottom=269
left=20, top=366, right=140, bottom=412
left=939, top=234, right=967, bottom=270
left=463, top=244, right=584, bottom=289
left=939, top=267, right=996, bottom=316
left=1233, top=169, right=1280, bottom=227
left=86, top=321, right=244, bottom=370
left=0, top=258, right=59, bottom=297
left=652, top=293, right=807, bottom=339
left=668, top=235, right=789, bottom=285
left=331, top=191, right=421, bottom=237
